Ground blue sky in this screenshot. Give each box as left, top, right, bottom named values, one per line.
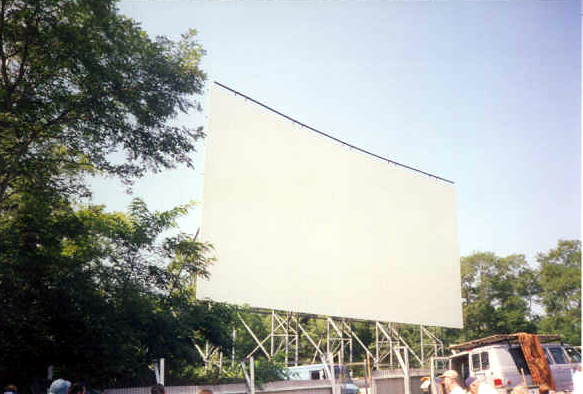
left=91, top=0, right=581, bottom=264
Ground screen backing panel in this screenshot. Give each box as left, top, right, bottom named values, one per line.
left=198, top=83, right=462, bottom=328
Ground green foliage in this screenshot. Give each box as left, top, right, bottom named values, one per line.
left=253, top=355, right=288, bottom=385
left=459, top=252, right=538, bottom=341
left=537, top=240, right=581, bottom=345
left=0, top=0, right=240, bottom=390
left=0, top=0, right=207, bottom=211
left=0, top=195, right=235, bottom=388
left=170, top=354, right=285, bottom=386
left=446, top=241, right=580, bottom=347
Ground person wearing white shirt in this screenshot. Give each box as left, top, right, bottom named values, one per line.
left=440, top=370, right=465, bottom=394
left=572, top=364, right=583, bottom=394
left=465, top=376, right=497, bottom=394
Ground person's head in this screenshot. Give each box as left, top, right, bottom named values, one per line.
left=439, top=370, right=460, bottom=391
left=67, top=383, right=86, bottom=394
left=538, top=384, right=550, bottom=394
left=151, top=384, right=165, bottom=394
left=465, top=377, right=479, bottom=394
left=511, top=386, right=528, bottom=394
left=49, top=380, right=71, bottom=394
left=198, top=390, right=213, bottom=394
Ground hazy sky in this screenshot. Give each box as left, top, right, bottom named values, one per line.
left=91, top=0, right=581, bottom=264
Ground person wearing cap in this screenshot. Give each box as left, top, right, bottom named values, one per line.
left=439, top=370, right=464, bottom=394
left=465, top=376, right=497, bottom=394
left=49, top=379, right=71, bottom=394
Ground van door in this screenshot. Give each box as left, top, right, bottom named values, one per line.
left=451, top=353, right=471, bottom=384
left=471, top=351, right=490, bottom=383
left=547, top=346, right=572, bottom=391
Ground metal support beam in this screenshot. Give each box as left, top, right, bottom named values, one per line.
left=376, top=322, right=423, bottom=367
left=293, top=315, right=326, bottom=360
left=241, top=356, right=255, bottom=394
left=239, top=313, right=271, bottom=359
left=420, top=326, right=444, bottom=363
left=221, top=309, right=445, bottom=372
left=320, top=353, right=339, bottom=394
left=153, top=358, right=165, bottom=385
left=326, top=318, right=357, bottom=366
left=393, top=347, right=410, bottom=394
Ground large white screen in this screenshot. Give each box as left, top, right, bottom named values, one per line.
left=198, top=83, right=462, bottom=328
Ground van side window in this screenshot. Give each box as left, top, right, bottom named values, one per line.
left=549, top=347, right=568, bottom=364
left=481, top=352, right=489, bottom=370
left=509, top=347, right=531, bottom=375
left=471, top=352, right=490, bottom=371
left=472, top=354, right=481, bottom=371
left=566, top=347, right=582, bottom=363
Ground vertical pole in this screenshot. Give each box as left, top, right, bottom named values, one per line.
left=367, top=353, right=373, bottom=394
left=232, top=327, right=236, bottom=368
left=375, top=322, right=379, bottom=369
left=404, top=348, right=410, bottom=394
left=348, top=322, right=353, bottom=365
left=420, top=325, right=425, bottom=366
left=285, top=313, right=290, bottom=366
left=250, top=356, right=255, bottom=394
left=340, top=320, right=345, bottom=365
left=394, top=347, right=409, bottom=394
left=271, top=310, right=275, bottom=357
left=295, top=314, right=299, bottom=366
left=329, top=353, right=338, bottom=394
left=205, top=341, right=209, bottom=371
left=241, top=357, right=255, bottom=394
left=430, top=357, right=436, bottom=394
left=389, top=323, right=393, bottom=367
left=160, top=358, right=165, bottom=385
left=364, top=358, right=368, bottom=394
left=154, top=360, right=160, bottom=383
left=327, top=319, right=331, bottom=357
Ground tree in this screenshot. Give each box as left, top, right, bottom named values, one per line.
left=0, top=195, right=235, bottom=388
left=537, top=240, right=581, bottom=345
left=0, top=0, right=206, bottom=210
left=459, top=252, right=538, bottom=341
left=0, top=1, right=242, bottom=388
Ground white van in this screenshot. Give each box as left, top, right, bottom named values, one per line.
left=429, top=334, right=581, bottom=394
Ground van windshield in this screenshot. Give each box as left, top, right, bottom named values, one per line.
left=509, top=347, right=531, bottom=375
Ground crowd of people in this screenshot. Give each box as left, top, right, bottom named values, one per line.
left=4, top=366, right=582, bottom=394
left=2, top=378, right=86, bottom=394
left=1, top=380, right=212, bottom=394
left=435, top=368, right=583, bottom=394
